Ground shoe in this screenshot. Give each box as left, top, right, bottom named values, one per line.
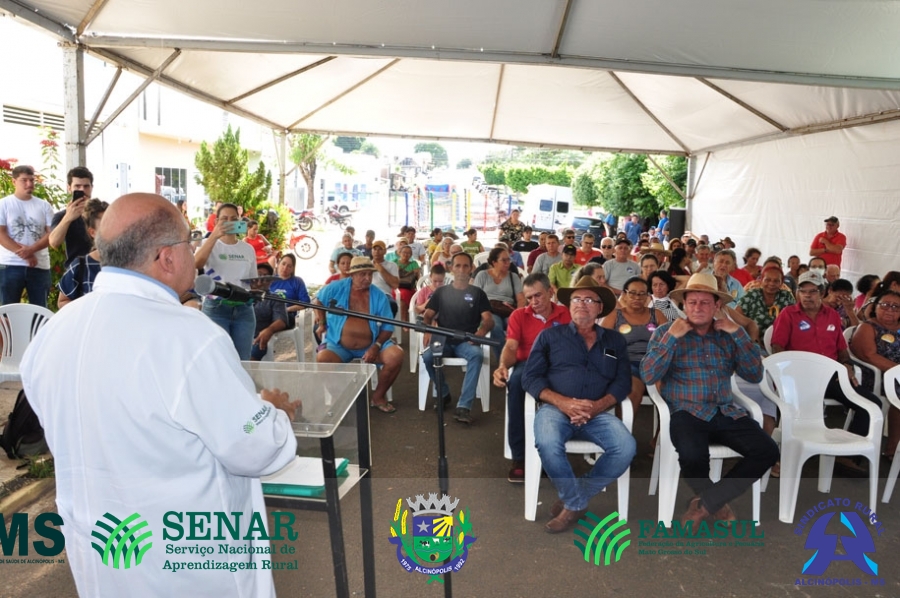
left=835, top=456, right=868, bottom=476
left=681, top=496, right=710, bottom=528
left=507, top=461, right=525, bottom=483
left=545, top=508, right=587, bottom=534
left=433, top=394, right=452, bottom=411
left=711, top=503, right=737, bottom=522
left=549, top=499, right=564, bottom=519
left=454, top=408, right=473, bottom=424
left=770, top=462, right=780, bottom=478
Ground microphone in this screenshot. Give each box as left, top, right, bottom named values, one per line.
left=194, top=275, right=260, bottom=303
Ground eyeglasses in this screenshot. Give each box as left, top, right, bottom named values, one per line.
left=601, top=245, right=614, bottom=249
left=877, top=302, right=900, bottom=311
left=154, top=239, right=191, bottom=261
left=625, top=291, right=649, bottom=298
left=570, top=297, right=600, bottom=305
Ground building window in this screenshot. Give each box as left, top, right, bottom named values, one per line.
left=155, top=167, right=187, bottom=203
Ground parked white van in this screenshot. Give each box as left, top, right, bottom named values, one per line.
left=522, top=184, right=573, bottom=232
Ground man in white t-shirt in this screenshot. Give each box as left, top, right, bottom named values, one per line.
left=371, top=240, right=400, bottom=315
left=0, top=165, right=55, bottom=307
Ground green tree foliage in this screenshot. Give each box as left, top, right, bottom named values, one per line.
left=256, top=203, right=293, bottom=253
left=456, top=158, right=473, bottom=169
left=594, top=153, right=655, bottom=217
left=641, top=155, right=687, bottom=209
left=572, top=171, right=599, bottom=208
left=194, top=125, right=272, bottom=212
left=413, top=142, right=449, bottom=168
left=334, top=136, right=364, bottom=153
left=480, top=163, right=505, bottom=185
left=289, top=133, right=354, bottom=209
left=358, top=140, right=380, bottom=158
left=477, top=163, right=572, bottom=194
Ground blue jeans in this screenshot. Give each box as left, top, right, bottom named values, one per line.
left=506, top=363, right=527, bottom=462
left=0, top=266, right=51, bottom=308
left=534, top=403, right=637, bottom=511
left=422, top=341, right=483, bottom=410
left=202, top=301, right=256, bottom=361
left=489, top=314, right=508, bottom=359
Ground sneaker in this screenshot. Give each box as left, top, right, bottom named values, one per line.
left=507, top=461, right=525, bottom=483
left=433, top=394, right=452, bottom=411
left=454, top=408, right=473, bottom=424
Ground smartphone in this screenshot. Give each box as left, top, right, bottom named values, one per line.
left=71, top=190, right=85, bottom=203
left=230, top=220, right=248, bottom=235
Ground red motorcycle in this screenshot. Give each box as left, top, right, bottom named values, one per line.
left=288, top=231, right=319, bottom=260
left=294, top=209, right=316, bottom=231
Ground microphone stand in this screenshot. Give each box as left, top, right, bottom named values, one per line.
left=251, top=288, right=500, bottom=596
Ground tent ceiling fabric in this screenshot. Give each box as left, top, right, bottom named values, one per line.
left=7, top=0, right=900, bottom=155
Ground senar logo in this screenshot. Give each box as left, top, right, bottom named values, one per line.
left=573, top=511, right=630, bottom=566
left=92, top=512, right=153, bottom=569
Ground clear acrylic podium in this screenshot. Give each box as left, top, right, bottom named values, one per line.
left=242, top=361, right=377, bottom=598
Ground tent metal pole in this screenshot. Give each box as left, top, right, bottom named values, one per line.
left=289, top=59, right=400, bottom=128
left=62, top=43, right=86, bottom=169
left=87, top=47, right=284, bottom=131
left=227, top=56, right=337, bottom=105
left=550, top=0, right=574, bottom=59
left=76, top=0, right=111, bottom=37
left=84, top=49, right=182, bottom=147
left=0, top=0, right=75, bottom=41
left=489, top=65, right=505, bottom=140
left=646, top=155, right=686, bottom=201
left=696, top=78, right=787, bottom=132
left=608, top=72, right=691, bottom=154
left=84, top=66, right=122, bottom=140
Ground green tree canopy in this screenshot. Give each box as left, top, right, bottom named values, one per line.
left=641, top=155, right=687, bottom=210
left=358, top=140, right=380, bottom=158
left=456, top=158, right=473, bottom=169
left=594, top=153, right=654, bottom=218
left=333, top=136, right=364, bottom=153
left=194, top=125, right=272, bottom=212
left=413, top=142, right=448, bottom=168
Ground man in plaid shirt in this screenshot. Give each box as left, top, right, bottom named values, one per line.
left=641, top=272, right=779, bottom=527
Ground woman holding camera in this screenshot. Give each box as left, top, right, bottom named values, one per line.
left=195, top=203, right=257, bottom=359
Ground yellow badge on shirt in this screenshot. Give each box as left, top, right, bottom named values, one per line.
left=619, top=324, right=632, bottom=335
left=882, top=333, right=896, bottom=344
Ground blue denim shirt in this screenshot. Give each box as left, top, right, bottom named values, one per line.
left=522, top=323, right=631, bottom=403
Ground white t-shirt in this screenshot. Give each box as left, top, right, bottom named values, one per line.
left=0, top=194, right=54, bottom=268
left=202, top=239, right=256, bottom=289
left=372, top=259, right=399, bottom=297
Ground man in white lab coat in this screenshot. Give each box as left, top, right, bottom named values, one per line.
left=21, top=193, right=300, bottom=597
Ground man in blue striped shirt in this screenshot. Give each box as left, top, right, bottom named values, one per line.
left=641, top=272, right=779, bottom=527
left=523, top=276, right=636, bottom=533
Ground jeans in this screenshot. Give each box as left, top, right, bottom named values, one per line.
left=0, top=266, right=51, bottom=308
left=825, top=373, right=882, bottom=437
left=422, top=341, right=484, bottom=410
left=202, top=301, right=256, bottom=361
left=534, top=403, right=637, bottom=511
left=506, top=363, right=527, bottom=462
left=669, top=410, right=780, bottom=514
left=489, top=314, right=508, bottom=359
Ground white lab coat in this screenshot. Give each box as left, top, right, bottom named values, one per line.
left=21, top=269, right=297, bottom=598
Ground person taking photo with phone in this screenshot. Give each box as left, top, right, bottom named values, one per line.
left=195, top=202, right=257, bottom=359
left=49, top=166, right=96, bottom=266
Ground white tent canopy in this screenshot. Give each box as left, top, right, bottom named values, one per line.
left=6, top=0, right=900, bottom=156
left=4, top=0, right=899, bottom=276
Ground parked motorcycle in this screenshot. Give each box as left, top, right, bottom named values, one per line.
left=294, top=209, right=316, bottom=231
left=326, top=207, right=352, bottom=228
left=288, top=231, right=319, bottom=260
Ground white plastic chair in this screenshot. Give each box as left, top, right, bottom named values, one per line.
left=0, top=304, right=54, bottom=384
left=408, top=288, right=422, bottom=373
left=881, top=365, right=900, bottom=502
left=524, top=393, right=632, bottom=522
left=844, top=326, right=883, bottom=397
left=759, top=352, right=882, bottom=523
left=416, top=334, right=491, bottom=412
left=648, top=376, right=764, bottom=525
left=503, top=366, right=514, bottom=460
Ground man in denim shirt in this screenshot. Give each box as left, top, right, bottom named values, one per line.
left=523, top=276, right=636, bottom=533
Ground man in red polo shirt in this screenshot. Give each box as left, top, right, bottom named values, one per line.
left=493, top=272, right=571, bottom=482
left=770, top=271, right=880, bottom=440
left=809, top=216, right=846, bottom=268
left=574, top=232, right=602, bottom=266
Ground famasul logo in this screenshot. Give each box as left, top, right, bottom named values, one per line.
left=92, top=512, right=153, bottom=569
left=389, top=493, right=476, bottom=584
left=573, top=511, right=630, bottom=566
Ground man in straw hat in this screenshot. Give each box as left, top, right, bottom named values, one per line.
left=641, top=272, right=779, bottom=526
left=523, top=276, right=636, bottom=533
left=315, top=256, right=403, bottom=413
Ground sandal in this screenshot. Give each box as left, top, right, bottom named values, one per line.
left=770, top=462, right=780, bottom=478
left=370, top=402, right=397, bottom=414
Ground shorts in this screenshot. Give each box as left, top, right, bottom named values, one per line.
left=324, top=339, right=396, bottom=362
left=630, top=361, right=642, bottom=378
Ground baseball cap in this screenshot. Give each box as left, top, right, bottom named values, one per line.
left=372, top=240, right=386, bottom=249
left=615, top=237, right=632, bottom=246
left=562, top=245, right=577, bottom=255
left=798, top=271, right=825, bottom=288
left=824, top=216, right=839, bottom=224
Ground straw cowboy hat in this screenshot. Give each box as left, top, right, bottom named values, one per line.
left=669, top=272, right=733, bottom=304
left=556, top=276, right=617, bottom=317
left=348, top=256, right=377, bottom=273
left=639, top=242, right=670, bottom=256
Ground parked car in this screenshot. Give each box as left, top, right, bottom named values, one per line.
left=560, top=216, right=606, bottom=243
